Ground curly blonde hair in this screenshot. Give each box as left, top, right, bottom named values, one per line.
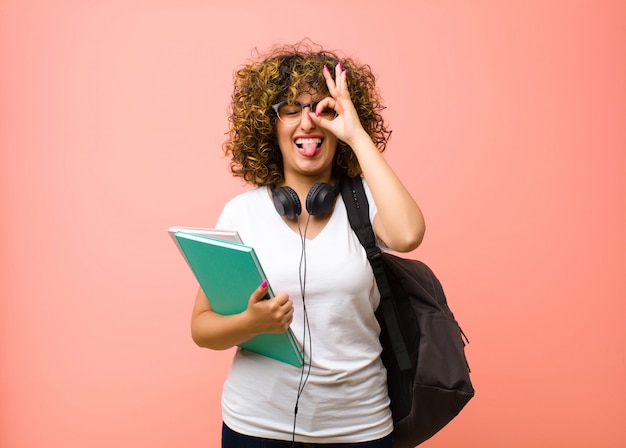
left=224, top=40, right=391, bottom=186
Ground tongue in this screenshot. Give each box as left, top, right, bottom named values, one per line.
left=300, top=143, right=319, bottom=156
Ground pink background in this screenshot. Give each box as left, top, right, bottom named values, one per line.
left=1, top=1, right=625, bottom=446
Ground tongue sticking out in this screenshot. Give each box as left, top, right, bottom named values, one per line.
left=300, top=142, right=320, bottom=156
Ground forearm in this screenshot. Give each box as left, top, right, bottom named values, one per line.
left=349, top=130, right=426, bottom=252
left=191, top=287, right=258, bottom=350
left=191, top=309, right=257, bottom=350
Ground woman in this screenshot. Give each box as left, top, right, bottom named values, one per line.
left=191, top=41, right=425, bottom=447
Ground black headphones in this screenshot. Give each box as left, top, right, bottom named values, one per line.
left=271, top=181, right=340, bottom=220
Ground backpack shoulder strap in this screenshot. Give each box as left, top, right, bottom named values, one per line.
left=340, top=176, right=411, bottom=371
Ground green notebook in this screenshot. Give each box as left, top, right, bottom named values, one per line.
left=173, top=231, right=303, bottom=367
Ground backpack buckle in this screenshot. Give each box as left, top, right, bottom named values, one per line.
left=366, top=246, right=382, bottom=262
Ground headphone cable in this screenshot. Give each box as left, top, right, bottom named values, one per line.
left=292, top=215, right=313, bottom=445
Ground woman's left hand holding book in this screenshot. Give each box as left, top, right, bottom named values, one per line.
left=190, top=281, right=294, bottom=350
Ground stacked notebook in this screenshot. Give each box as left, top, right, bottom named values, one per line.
left=169, top=226, right=303, bottom=367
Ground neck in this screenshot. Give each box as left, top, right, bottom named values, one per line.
left=281, top=172, right=334, bottom=192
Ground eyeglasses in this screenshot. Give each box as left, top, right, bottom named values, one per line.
left=271, top=100, right=338, bottom=125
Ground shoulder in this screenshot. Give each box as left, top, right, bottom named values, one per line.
left=217, top=186, right=273, bottom=230
left=223, top=186, right=268, bottom=209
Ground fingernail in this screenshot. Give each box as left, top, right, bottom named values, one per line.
left=339, top=63, right=343, bottom=71
left=261, top=280, right=268, bottom=289
left=323, top=65, right=329, bottom=72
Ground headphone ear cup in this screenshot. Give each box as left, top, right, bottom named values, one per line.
left=272, top=185, right=301, bottom=220
left=306, top=182, right=337, bottom=216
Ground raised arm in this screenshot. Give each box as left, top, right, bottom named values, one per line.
left=311, top=64, right=425, bottom=252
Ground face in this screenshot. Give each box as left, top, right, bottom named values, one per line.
left=275, top=92, right=338, bottom=184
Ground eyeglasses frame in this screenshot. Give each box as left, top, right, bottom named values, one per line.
left=271, top=100, right=337, bottom=125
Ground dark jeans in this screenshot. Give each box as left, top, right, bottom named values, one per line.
left=222, top=423, right=393, bottom=448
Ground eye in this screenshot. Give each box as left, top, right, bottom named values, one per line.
left=279, top=105, right=302, bottom=116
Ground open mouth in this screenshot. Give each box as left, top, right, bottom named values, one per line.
left=295, top=137, right=323, bottom=156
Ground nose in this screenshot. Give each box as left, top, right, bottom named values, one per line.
left=299, top=106, right=315, bottom=130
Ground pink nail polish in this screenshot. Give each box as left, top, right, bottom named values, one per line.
left=324, top=65, right=329, bottom=72
left=261, top=280, right=268, bottom=289
left=339, top=62, right=343, bottom=71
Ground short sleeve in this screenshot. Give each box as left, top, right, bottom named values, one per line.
left=361, top=178, right=378, bottom=224
left=215, top=201, right=234, bottom=230
left=360, top=178, right=389, bottom=249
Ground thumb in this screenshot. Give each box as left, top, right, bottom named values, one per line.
left=249, top=279, right=270, bottom=304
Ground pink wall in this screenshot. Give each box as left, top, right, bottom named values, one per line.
left=1, top=1, right=625, bottom=446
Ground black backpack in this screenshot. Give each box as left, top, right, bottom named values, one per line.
left=341, top=176, right=475, bottom=448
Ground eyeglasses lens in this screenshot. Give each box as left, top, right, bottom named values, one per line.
left=277, top=102, right=337, bottom=124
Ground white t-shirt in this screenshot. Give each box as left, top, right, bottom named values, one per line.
left=215, top=181, right=393, bottom=443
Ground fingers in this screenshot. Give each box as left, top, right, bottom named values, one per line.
left=277, top=302, right=295, bottom=332
left=311, top=63, right=348, bottom=126
left=322, top=64, right=336, bottom=95
left=323, top=63, right=348, bottom=98
left=311, top=62, right=363, bottom=142
left=265, top=292, right=293, bottom=333
left=334, top=62, right=347, bottom=91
